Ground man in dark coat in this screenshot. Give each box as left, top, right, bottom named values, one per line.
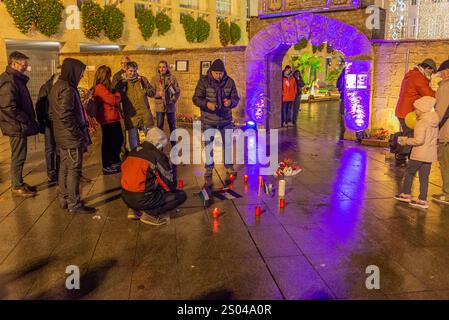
left=192, top=59, right=240, bottom=191
left=112, top=55, right=130, bottom=89
left=0, top=51, right=39, bottom=197
left=36, top=66, right=61, bottom=182
left=49, top=58, right=95, bottom=214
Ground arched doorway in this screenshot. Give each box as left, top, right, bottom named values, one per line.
left=246, top=13, right=372, bottom=132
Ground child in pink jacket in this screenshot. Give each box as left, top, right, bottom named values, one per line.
left=394, top=96, right=439, bottom=209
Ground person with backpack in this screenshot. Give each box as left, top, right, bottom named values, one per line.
left=115, top=61, right=154, bottom=151
left=36, top=66, right=61, bottom=183
left=92, top=65, right=123, bottom=175
left=432, top=60, right=449, bottom=205
left=394, top=96, right=439, bottom=209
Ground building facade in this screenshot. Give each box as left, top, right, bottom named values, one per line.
left=0, top=0, right=252, bottom=65
left=387, top=0, right=449, bottom=40
left=0, top=0, right=254, bottom=102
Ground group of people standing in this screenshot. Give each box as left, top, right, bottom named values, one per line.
left=0, top=51, right=239, bottom=226
left=394, top=58, right=449, bottom=209
left=281, top=65, right=305, bottom=127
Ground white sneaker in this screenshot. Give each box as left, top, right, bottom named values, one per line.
left=410, top=200, right=429, bottom=209
left=394, top=193, right=412, bottom=203
left=432, top=194, right=449, bottom=205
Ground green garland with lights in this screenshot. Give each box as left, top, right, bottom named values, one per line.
left=181, top=13, right=196, bottom=42
left=155, top=11, right=171, bottom=36
left=103, top=5, right=124, bottom=41
left=195, top=17, right=210, bottom=43
left=136, top=8, right=156, bottom=40
left=4, top=0, right=64, bottom=36
left=230, top=22, right=241, bottom=45
left=81, top=1, right=104, bottom=39
left=219, top=21, right=231, bottom=47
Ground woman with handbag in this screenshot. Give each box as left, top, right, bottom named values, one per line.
left=93, top=65, right=123, bottom=175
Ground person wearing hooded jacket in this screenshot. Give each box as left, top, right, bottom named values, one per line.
left=150, top=60, right=180, bottom=145
left=0, top=51, right=39, bottom=197
left=192, top=58, right=240, bottom=192
left=121, top=127, right=186, bottom=226
left=49, top=58, right=95, bottom=214
left=394, top=96, right=439, bottom=209
left=36, top=66, right=61, bottom=183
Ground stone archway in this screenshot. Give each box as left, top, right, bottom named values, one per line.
left=246, top=13, right=373, bottom=131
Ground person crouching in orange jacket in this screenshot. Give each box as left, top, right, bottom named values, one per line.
left=121, top=127, right=186, bottom=226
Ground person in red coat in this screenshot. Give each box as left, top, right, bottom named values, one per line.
left=93, top=65, right=124, bottom=175
left=281, top=65, right=297, bottom=127
left=395, top=59, right=437, bottom=137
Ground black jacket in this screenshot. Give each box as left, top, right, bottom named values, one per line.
left=0, top=66, right=39, bottom=137
left=36, top=74, right=58, bottom=133
left=49, top=58, right=90, bottom=150
left=192, top=69, right=239, bottom=127
left=112, top=70, right=125, bottom=89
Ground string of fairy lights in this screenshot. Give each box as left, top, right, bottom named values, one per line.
left=387, top=0, right=449, bottom=40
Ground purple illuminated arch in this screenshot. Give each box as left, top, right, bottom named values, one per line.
left=246, top=13, right=372, bottom=131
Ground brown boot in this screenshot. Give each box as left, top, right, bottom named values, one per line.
left=11, top=186, right=36, bottom=198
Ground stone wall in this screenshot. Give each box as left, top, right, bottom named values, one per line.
left=0, top=0, right=248, bottom=68
left=59, top=47, right=247, bottom=124
left=371, top=40, right=449, bottom=132
left=249, top=8, right=386, bottom=40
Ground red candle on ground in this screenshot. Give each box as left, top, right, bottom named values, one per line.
left=178, top=179, right=184, bottom=189
left=255, top=206, right=261, bottom=216
left=229, top=174, right=234, bottom=183
left=279, top=198, right=285, bottom=208
left=244, top=175, right=248, bottom=183
left=213, top=208, right=220, bottom=218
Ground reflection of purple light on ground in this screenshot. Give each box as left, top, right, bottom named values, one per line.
left=328, top=148, right=367, bottom=241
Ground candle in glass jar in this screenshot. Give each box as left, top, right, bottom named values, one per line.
left=278, top=179, right=286, bottom=197
left=255, top=206, right=261, bottom=216
left=178, top=179, right=184, bottom=189
left=279, top=198, right=285, bottom=208
left=244, top=175, right=248, bottom=183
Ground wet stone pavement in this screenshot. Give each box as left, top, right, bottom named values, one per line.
left=1, top=101, right=449, bottom=300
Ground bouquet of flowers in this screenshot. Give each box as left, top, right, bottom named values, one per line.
left=274, top=158, right=302, bottom=177
left=176, top=113, right=195, bottom=123
left=78, top=87, right=100, bottom=136
left=370, top=128, right=390, bottom=141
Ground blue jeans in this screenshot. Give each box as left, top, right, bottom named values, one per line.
left=156, top=112, right=176, bottom=146
left=127, top=127, right=139, bottom=150
left=282, top=102, right=293, bottom=125
left=204, top=123, right=233, bottom=171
